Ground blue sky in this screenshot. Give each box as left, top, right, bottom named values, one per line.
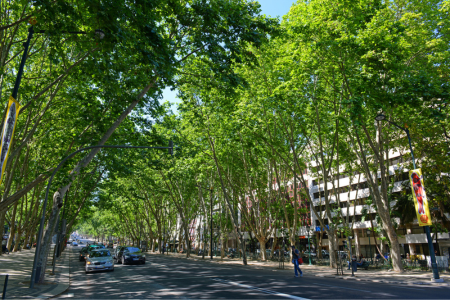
left=161, top=0, right=298, bottom=109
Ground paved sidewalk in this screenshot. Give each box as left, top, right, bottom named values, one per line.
left=0, top=245, right=70, bottom=299
left=150, top=251, right=450, bottom=287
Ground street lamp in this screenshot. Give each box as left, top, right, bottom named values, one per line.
left=375, top=113, right=441, bottom=282
left=367, top=229, right=372, bottom=263
left=306, top=225, right=312, bottom=265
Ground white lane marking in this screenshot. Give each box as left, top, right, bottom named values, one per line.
left=394, top=286, right=426, bottom=291
left=212, top=278, right=309, bottom=300
left=312, top=283, right=370, bottom=292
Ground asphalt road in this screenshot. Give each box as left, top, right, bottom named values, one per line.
left=57, top=247, right=450, bottom=299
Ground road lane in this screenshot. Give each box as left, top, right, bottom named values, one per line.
left=57, top=248, right=450, bottom=299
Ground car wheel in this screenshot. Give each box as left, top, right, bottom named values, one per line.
left=122, top=257, right=126, bottom=265
left=142, top=259, right=146, bottom=265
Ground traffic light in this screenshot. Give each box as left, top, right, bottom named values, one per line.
left=343, top=240, right=347, bottom=248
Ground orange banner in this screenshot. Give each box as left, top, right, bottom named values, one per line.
left=409, top=168, right=432, bottom=226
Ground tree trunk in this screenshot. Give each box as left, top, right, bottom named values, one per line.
left=354, top=229, right=361, bottom=257
left=37, top=190, right=62, bottom=283
left=318, top=231, right=323, bottom=258
left=7, top=203, right=18, bottom=251
left=0, top=210, right=5, bottom=255
left=328, top=231, right=337, bottom=268
left=270, top=236, right=277, bottom=258
left=258, top=236, right=267, bottom=261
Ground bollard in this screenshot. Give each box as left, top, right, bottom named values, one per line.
left=2, top=274, right=9, bottom=300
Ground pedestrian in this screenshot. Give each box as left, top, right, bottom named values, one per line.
left=162, top=246, right=165, bottom=254
left=291, top=245, right=303, bottom=277
left=2, top=239, right=9, bottom=254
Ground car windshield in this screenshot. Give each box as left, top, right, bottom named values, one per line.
left=124, top=247, right=140, bottom=253
left=91, top=250, right=111, bottom=257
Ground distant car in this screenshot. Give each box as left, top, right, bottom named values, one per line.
left=321, top=250, right=330, bottom=258
left=79, top=247, right=89, bottom=261
left=303, top=251, right=317, bottom=257
left=85, top=249, right=114, bottom=273
left=114, top=246, right=146, bottom=265
left=72, top=241, right=78, bottom=246
left=337, top=251, right=348, bottom=259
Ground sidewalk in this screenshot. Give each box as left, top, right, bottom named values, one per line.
left=0, top=246, right=70, bottom=299
left=150, top=251, right=450, bottom=287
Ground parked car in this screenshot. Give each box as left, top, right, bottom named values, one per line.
left=114, top=246, right=146, bottom=265
left=321, top=250, right=330, bottom=258
left=303, top=250, right=317, bottom=257
left=337, top=251, right=348, bottom=259
left=72, top=241, right=78, bottom=246
left=85, top=249, right=114, bottom=273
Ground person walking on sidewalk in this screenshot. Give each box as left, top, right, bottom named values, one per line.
left=291, top=245, right=303, bottom=277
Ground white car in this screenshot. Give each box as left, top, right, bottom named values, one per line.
left=85, top=249, right=114, bottom=273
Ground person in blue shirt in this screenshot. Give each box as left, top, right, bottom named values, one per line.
left=291, top=245, right=303, bottom=277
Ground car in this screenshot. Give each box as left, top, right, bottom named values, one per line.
left=303, top=250, right=317, bottom=257
left=72, top=241, right=78, bottom=246
left=321, top=250, right=330, bottom=258
left=107, top=242, right=114, bottom=248
left=83, top=244, right=106, bottom=261
left=114, top=246, right=146, bottom=265
left=85, top=249, right=114, bottom=273
left=337, top=251, right=348, bottom=259
left=79, top=247, right=89, bottom=261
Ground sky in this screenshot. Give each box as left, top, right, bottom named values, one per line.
left=161, top=0, right=298, bottom=110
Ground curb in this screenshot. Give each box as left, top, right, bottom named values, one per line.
left=44, top=248, right=71, bottom=299
left=315, top=274, right=450, bottom=286
left=151, top=252, right=449, bottom=287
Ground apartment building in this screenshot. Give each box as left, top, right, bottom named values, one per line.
left=309, top=150, right=450, bottom=259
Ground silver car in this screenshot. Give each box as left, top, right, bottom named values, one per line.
left=85, top=249, right=114, bottom=273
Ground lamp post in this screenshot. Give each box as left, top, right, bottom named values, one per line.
left=375, top=114, right=441, bottom=282
left=306, top=225, right=312, bottom=265
left=12, top=27, right=104, bottom=100
left=30, top=143, right=173, bottom=288
left=367, top=229, right=372, bottom=263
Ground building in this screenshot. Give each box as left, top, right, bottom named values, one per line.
left=309, top=149, right=450, bottom=259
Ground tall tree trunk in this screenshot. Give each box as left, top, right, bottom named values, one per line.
left=37, top=190, right=62, bottom=283
left=6, top=202, right=18, bottom=251
left=0, top=210, right=5, bottom=255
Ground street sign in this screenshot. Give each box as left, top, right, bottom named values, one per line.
left=299, top=236, right=306, bottom=239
